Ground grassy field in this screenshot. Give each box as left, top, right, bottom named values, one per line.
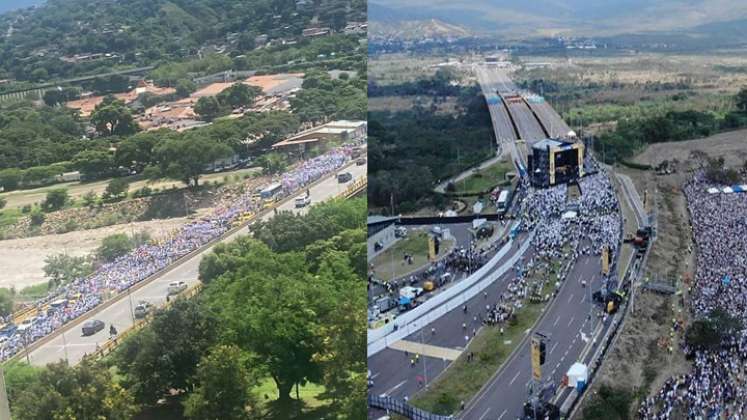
left=0, top=167, right=261, bottom=210
left=452, top=161, right=513, bottom=195
left=411, top=280, right=555, bottom=415
left=370, top=230, right=454, bottom=282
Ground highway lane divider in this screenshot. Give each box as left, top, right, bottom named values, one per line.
left=4, top=161, right=361, bottom=366
left=367, top=224, right=536, bottom=356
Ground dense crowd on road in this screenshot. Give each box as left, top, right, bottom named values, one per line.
left=640, top=172, right=747, bottom=419
left=0, top=147, right=354, bottom=363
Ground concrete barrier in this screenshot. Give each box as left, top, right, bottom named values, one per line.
left=367, top=225, right=535, bottom=356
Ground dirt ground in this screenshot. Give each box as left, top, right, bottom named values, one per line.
left=0, top=167, right=260, bottom=210
left=632, top=127, right=747, bottom=168
left=577, top=145, right=723, bottom=416
left=0, top=215, right=200, bottom=290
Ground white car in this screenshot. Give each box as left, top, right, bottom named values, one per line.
left=167, top=281, right=188, bottom=295
left=295, top=196, right=311, bottom=208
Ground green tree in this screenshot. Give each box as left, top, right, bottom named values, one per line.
left=737, top=87, right=747, bottom=113
left=29, top=209, right=45, bottom=226
left=97, top=233, right=133, bottom=262
left=183, top=345, right=258, bottom=420
left=205, top=246, right=325, bottom=402
left=685, top=308, right=742, bottom=351
left=72, top=149, right=115, bottom=180
left=582, top=384, right=633, bottom=420
left=217, top=83, right=262, bottom=109
left=258, top=152, right=288, bottom=175
left=115, top=130, right=166, bottom=168
left=194, top=96, right=228, bottom=122
left=0, top=288, right=14, bottom=317
left=0, top=196, right=6, bottom=210
left=0, top=168, right=23, bottom=191
left=176, top=79, right=197, bottom=98
left=104, top=178, right=130, bottom=199
left=81, top=190, right=97, bottom=207
left=90, top=97, right=138, bottom=137
left=43, top=253, right=93, bottom=288
left=41, top=189, right=69, bottom=212
left=154, top=133, right=233, bottom=187
left=116, top=299, right=217, bottom=405
left=10, top=360, right=138, bottom=420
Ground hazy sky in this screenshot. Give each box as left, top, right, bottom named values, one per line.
left=0, top=0, right=45, bottom=14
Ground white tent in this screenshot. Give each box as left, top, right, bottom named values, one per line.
left=566, top=362, right=588, bottom=388
left=723, top=187, right=734, bottom=194
left=472, top=218, right=487, bottom=229
left=562, top=210, right=577, bottom=220
left=707, top=187, right=720, bottom=194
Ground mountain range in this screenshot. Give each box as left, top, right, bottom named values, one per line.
left=370, top=0, right=747, bottom=40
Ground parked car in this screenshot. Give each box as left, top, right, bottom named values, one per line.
left=355, top=158, right=366, bottom=165
left=81, top=319, right=105, bottom=336
left=134, top=301, right=152, bottom=319
left=167, top=281, right=188, bottom=295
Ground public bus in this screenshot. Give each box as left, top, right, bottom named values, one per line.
left=497, top=190, right=510, bottom=212
left=260, top=182, right=283, bottom=201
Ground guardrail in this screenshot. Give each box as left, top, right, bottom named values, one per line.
left=368, top=395, right=454, bottom=420
left=340, top=176, right=366, bottom=198
left=367, top=225, right=535, bottom=356
left=81, top=284, right=204, bottom=362
left=4, top=161, right=361, bottom=366
left=85, top=172, right=367, bottom=360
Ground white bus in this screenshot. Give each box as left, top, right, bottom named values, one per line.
left=497, top=190, right=510, bottom=212
left=260, top=182, right=283, bottom=200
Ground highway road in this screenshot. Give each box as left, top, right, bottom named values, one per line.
left=368, top=234, right=533, bottom=401
left=526, top=100, right=572, bottom=139
left=461, top=248, right=613, bottom=420
left=26, top=162, right=367, bottom=367
left=505, top=101, right=547, bottom=143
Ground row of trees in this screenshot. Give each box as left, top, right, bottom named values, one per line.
left=594, top=87, right=747, bottom=163
left=194, top=83, right=262, bottom=121
left=0, top=0, right=365, bottom=82
left=290, top=69, right=366, bottom=123
left=368, top=84, right=495, bottom=213
left=5, top=198, right=367, bottom=419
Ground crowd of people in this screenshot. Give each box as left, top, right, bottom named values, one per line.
left=0, top=146, right=354, bottom=362
left=639, top=172, right=747, bottom=419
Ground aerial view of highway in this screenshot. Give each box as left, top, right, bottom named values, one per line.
left=367, top=64, right=648, bottom=420
left=11, top=157, right=367, bottom=367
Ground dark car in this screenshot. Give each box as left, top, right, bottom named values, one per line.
left=81, top=319, right=105, bottom=336
left=337, top=172, right=352, bottom=183
left=355, top=158, right=366, bottom=166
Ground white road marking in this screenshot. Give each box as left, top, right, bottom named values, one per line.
left=550, top=342, right=559, bottom=354
left=498, top=409, right=508, bottom=420
left=509, top=370, right=521, bottom=385
left=553, top=316, right=560, bottom=327
left=567, top=316, right=575, bottom=327
left=479, top=408, right=491, bottom=420
left=567, top=293, right=574, bottom=303
left=371, top=372, right=380, bottom=380
left=384, top=380, right=407, bottom=396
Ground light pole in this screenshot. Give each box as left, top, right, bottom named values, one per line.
left=61, top=329, right=69, bottom=364
left=127, top=287, right=135, bottom=323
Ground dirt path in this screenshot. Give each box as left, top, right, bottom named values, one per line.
left=0, top=216, right=196, bottom=290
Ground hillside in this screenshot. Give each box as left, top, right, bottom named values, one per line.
left=0, top=0, right=365, bottom=82
left=370, top=0, right=747, bottom=39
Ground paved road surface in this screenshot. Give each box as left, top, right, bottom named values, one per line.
left=26, top=163, right=367, bottom=367
left=368, top=234, right=533, bottom=401
left=461, top=249, right=613, bottom=420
